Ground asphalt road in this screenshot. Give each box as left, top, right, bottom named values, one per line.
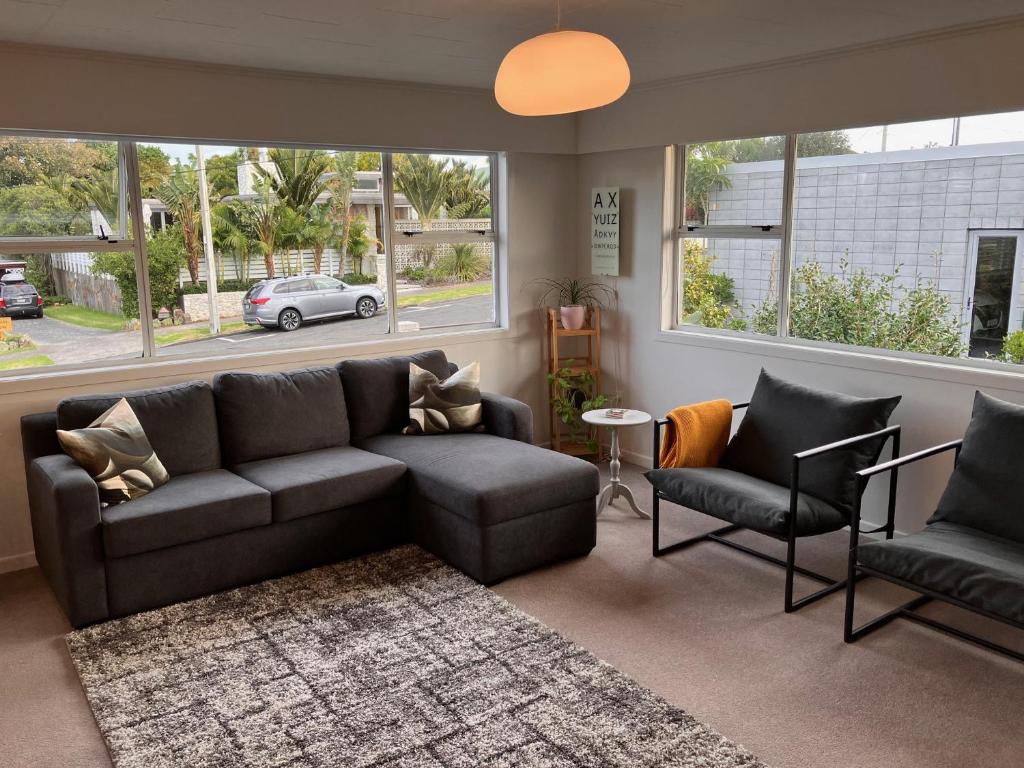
left=11, top=314, right=111, bottom=344
left=155, top=293, right=496, bottom=356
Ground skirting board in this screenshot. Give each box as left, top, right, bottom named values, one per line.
left=0, top=551, right=37, bottom=575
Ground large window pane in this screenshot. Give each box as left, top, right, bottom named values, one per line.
left=786, top=112, right=1024, bottom=360
left=684, top=136, right=785, bottom=228
left=678, top=236, right=780, bottom=334
left=0, top=250, right=142, bottom=372
left=136, top=142, right=390, bottom=357
left=0, top=135, right=123, bottom=239
left=395, top=239, right=495, bottom=334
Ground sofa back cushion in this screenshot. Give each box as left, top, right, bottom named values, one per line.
left=339, top=350, right=451, bottom=441
left=57, top=381, right=220, bottom=476
left=214, top=366, right=348, bottom=465
left=720, top=369, right=900, bottom=515
left=930, top=391, right=1024, bottom=544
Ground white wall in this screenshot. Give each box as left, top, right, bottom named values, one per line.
left=0, top=151, right=578, bottom=572
left=0, top=43, right=575, bottom=154
left=576, top=146, right=1024, bottom=534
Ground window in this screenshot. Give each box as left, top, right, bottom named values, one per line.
left=0, top=133, right=502, bottom=375
left=674, top=110, right=1024, bottom=369
left=390, top=153, right=497, bottom=334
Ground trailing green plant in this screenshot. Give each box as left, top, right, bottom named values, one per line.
left=751, top=258, right=964, bottom=357
left=680, top=240, right=737, bottom=328
left=532, top=277, right=615, bottom=308
left=547, top=362, right=609, bottom=453
left=434, top=243, right=489, bottom=283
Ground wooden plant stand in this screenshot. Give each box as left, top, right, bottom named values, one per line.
left=546, top=306, right=602, bottom=457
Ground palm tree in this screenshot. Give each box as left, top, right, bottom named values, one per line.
left=330, top=152, right=358, bottom=271
left=346, top=215, right=379, bottom=276
left=393, top=153, right=449, bottom=231
left=241, top=188, right=284, bottom=280
left=303, top=204, right=337, bottom=275
left=686, top=142, right=733, bottom=225
left=157, top=170, right=203, bottom=285
left=444, top=161, right=490, bottom=219
left=73, top=169, right=119, bottom=232
left=257, top=148, right=332, bottom=213
left=212, top=201, right=254, bottom=283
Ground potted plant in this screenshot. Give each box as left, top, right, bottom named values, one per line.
left=547, top=362, right=609, bottom=453
left=532, top=277, right=615, bottom=330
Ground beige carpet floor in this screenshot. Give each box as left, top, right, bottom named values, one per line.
left=1, top=462, right=1022, bottom=768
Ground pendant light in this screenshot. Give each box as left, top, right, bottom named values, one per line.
left=494, top=0, right=630, bottom=117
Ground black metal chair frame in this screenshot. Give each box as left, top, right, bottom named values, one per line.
left=652, top=401, right=901, bottom=613
left=845, top=440, right=1024, bottom=663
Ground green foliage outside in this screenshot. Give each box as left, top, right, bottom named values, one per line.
left=346, top=215, right=375, bottom=275
left=434, top=243, right=490, bottom=283
left=341, top=273, right=377, bottom=285
left=397, top=283, right=491, bottom=308
left=680, top=240, right=737, bottom=328
left=0, top=354, right=54, bottom=371
left=92, top=227, right=185, bottom=322
left=750, top=260, right=964, bottom=357
left=997, top=330, right=1024, bottom=364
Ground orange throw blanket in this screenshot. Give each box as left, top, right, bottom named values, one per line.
left=658, top=399, right=733, bottom=469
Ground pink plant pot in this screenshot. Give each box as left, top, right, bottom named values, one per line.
left=560, top=305, right=587, bottom=330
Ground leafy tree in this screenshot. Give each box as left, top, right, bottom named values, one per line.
left=680, top=240, right=736, bottom=328
left=72, top=168, right=119, bottom=231
left=91, top=228, right=184, bottom=322
left=751, top=259, right=963, bottom=357
left=0, top=137, right=104, bottom=187
left=156, top=168, right=203, bottom=285
left=202, top=149, right=243, bottom=200
left=444, top=161, right=490, bottom=219
left=797, top=130, right=854, bottom=158
left=727, top=132, right=854, bottom=162
left=136, top=145, right=172, bottom=195
left=0, top=185, right=85, bottom=236
left=356, top=152, right=380, bottom=171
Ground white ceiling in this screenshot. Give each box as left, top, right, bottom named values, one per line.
left=1, top=0, right=1021, bottom=89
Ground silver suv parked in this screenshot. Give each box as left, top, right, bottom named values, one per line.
left=242, top=275, right=385, bottom=331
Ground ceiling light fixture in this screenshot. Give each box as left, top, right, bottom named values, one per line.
left=494, top=0, right=630, bottom=117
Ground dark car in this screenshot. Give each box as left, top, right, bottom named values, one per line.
left=0, top=281, right=44, bottom=319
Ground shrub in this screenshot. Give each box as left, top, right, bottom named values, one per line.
left=1000, top=330, right=1024, bottom=364
left=341, top=272, right=376, bottom=285
left=433, top=243, right=490, bottom=283
left=752, top=259, right=964, bottom=357
left=92, top=227, right=185, bottom=320
left=400, top=266, right=429, bottom=283
left=680, top=240, right=737, bottom=328
left=179, top=279, right=260, bottom=295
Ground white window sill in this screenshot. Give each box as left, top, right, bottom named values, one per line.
left=656, top=326, right=1024, bottom=393
left=0, top=325, right=509, bottom=397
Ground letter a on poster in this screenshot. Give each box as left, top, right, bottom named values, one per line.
left=591, top=186, right=619, bottom=276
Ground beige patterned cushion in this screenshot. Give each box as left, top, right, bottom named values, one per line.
left=403, top=361, right=483, bottom=435
left=57, top=398, right=170, bottom=504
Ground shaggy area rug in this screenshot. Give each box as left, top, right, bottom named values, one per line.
left=67, top=545, right=766, bottom=768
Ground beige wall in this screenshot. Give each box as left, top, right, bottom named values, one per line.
left=0, top=151, right=578, bottom=572
left=0, top=43, right=575, bottom=154
left=577, top=18, right=1024, bottom=152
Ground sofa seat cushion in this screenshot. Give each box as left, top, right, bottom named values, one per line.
left=358, top=433, right=599, bottom=526
left=102, top=470, right=271, bottom=558
left=646, top=467, right=848, bottom=537
left=233, top=446, right=407, bottom=523
left=858, top=522, right=1024, bottom=624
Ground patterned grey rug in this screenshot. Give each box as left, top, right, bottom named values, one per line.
left=67, top=545, right=766, bottom=768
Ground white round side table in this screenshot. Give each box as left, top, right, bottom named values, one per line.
left=582, top=408, right=652, bottom=518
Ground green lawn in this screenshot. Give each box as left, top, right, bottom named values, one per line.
left=46, top=304, right=126, bottom=332
left=0, top=354, right=54, bottom=371
left=155, top=322, right=248, bottom=347
left=398, top=283, right=491, bottom=308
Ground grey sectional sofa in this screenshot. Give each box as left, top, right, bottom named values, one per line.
left=21, top=349, right=599, bottom=628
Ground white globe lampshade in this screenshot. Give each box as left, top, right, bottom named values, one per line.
left=495, top=30, right=630, bottom=116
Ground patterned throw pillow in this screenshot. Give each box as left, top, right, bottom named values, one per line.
left=403, top=361, right=484, bottom=435
left=57, top=398, right=170, bottom=505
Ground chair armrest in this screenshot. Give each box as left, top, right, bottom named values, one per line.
left=481, top=392, right=534, bottom=444
left=27, top=455, right=108, bottom=627
left=856, top=439, right=963, bottom=480
left=794, top=425, right=902, bottom=462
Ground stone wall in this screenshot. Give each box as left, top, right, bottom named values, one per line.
left=180, top=291, right=247, bottom=323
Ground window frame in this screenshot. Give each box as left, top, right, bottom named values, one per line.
left=668, top=120, right=1024, bottom=375
left=0, top=130, right=506, bottom=379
